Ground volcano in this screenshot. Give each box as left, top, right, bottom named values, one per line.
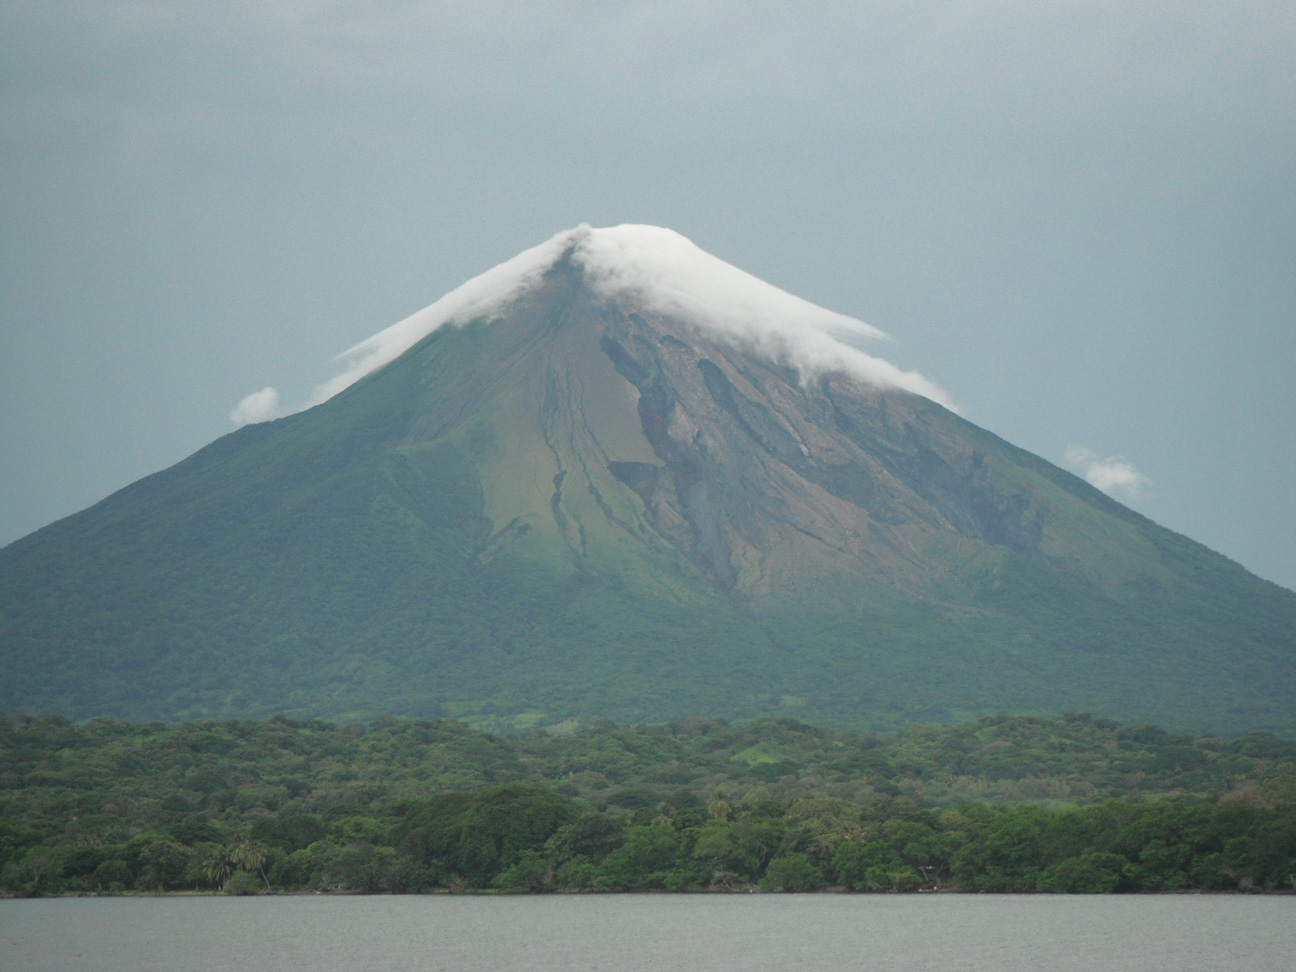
left=2, top=225, right=1293, bottom=732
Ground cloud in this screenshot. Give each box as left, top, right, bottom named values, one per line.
left=576, top=225, right=954, bottom=407
left=311, top=232, right=575, bottom=405
left=229, top=387, right=281, bottom=426
left=316, top=224, right=954, bottom=409
left=1064, top=445, right=1151, bottom=501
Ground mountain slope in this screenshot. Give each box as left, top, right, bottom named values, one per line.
left=2, top=227, right=1293, bottom=732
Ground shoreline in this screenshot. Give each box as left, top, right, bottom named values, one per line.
left=6, top=886, right=1291, bottom=899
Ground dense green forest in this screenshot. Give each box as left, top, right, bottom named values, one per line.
left=2, top=712, right=1293, bottom=895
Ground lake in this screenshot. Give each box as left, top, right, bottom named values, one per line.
left=1, top=894, right=1291, bottom=971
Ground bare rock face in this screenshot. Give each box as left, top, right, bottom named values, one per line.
left=2, top=228, right=1293, bottom=733
left=388, top=255, right=1094, bottom=602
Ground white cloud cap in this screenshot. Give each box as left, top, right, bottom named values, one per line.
left=572, top=226, right=952, bottom=407
left=230, top=387, right=282, bottom=426
left=1065, top=444, right=1151, bottom=501
left=314, top=224, right=953, bottom=409
left=312, top=232, right=575, bottom=404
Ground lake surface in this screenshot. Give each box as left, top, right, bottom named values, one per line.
left=1, top=894, right=1291, bottom=971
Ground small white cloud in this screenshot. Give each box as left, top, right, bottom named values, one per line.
left=1064, top=444, right=1151, bottom=501
left=230, top=386, right=282, bottom=426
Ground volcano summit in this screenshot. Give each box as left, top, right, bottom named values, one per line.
left=2, top=225, right=1293, bottom=732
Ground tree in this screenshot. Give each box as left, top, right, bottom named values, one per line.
left=230, top=840, right=271, bottom=889
left=139, top=839, right=194, bottom=891
left=708, top=792, right=732, bottom=821
left=762, top=854, right=824, bottom=892
left=1037, top=852, right=1128, bottom=893
left=203, top=847, right=235, bottom=891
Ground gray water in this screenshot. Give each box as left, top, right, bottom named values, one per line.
left=1, top=894, right=1291, bottom=972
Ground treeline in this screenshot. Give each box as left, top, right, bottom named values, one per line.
left=6, top=711, right=1295, bottom=814
left=2, top=711, right=1295, bottom=895
left=4, top=784, right=1295, bottom=895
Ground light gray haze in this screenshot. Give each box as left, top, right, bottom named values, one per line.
left=2, top=2, right=1293, bottom=589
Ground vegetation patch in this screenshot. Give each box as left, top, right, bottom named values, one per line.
left=732, top=743, right=790, bottom=766
left=2, top=711, right=1293, bottom=895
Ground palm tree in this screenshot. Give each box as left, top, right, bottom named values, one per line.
left=203, top=849, right=234, bottom=891
left=231, top=840, right=271, bottom=889
left=708, top=791, right=732, bottom=821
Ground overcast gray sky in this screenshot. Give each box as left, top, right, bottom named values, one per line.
left=2, top=1, right=1293, bottom=590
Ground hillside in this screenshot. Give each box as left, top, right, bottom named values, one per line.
left=1, top=226, right=1293, bottom=732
